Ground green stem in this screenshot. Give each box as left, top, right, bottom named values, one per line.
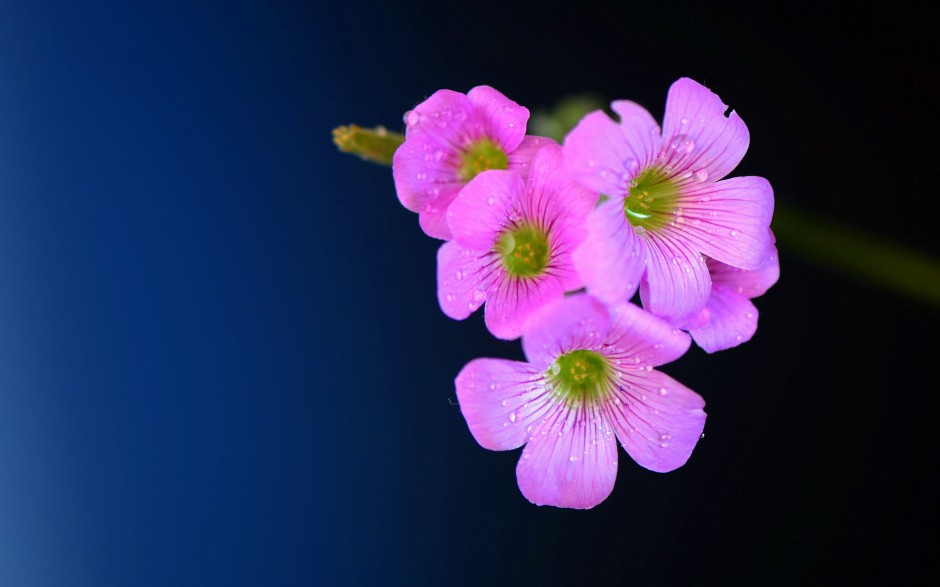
left=332, top=125, right=404, bottom=166
left=773, top=206, right=940, bottom=307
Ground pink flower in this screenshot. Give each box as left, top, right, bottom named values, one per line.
left=455, top=295, right=706, bottom=509
left=392, top=86, right=547, bottom=240
left=681, top=239, right=780, bottom=352
left=564, top=78, right=775, bottom=325
left=437, top=144, right=595, bottom=340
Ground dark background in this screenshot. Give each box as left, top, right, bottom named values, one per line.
left=1, top=1, right=937, bottom=585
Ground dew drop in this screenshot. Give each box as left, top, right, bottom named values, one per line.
left=569, top=455, right=577, bottom=462
left=694, top=168, right=709, bottom=182
left=454, top=269, right=463, bottom=281
left=658, top=387, right=668, bottom=396
left=472, top=289, right=486, bottom=303
left=670, top=134, right=695, bottom=154
left=434, top=149, right=445, bottom=162
left=730, top=230, right=738, bottom=237
left=445, top=293, right=455, bottom=302
left=487, top=196, right=496, bottom=206
left=404, top=110, right=419, bottom=126
left=509, top=411, right=517, bottom=423
left=587, top=159, right=597, bottom=167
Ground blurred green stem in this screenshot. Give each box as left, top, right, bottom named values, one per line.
left=772, top=207, right=940, bottom=307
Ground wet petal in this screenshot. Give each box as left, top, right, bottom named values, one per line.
left=660, top=78, right=749, bottom=182
left=605, top=370, right=706, bottom=472
left=522, top=294, right=612, bottom=370
left=573, top=198, right=647, bottom=305
left=456, top=358, right=551, bottom=451
left=516, top=401, right=619, bottom=509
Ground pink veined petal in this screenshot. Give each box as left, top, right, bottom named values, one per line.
left=640, top=232, right=712, bottom=325
left=516, top=400, right=619, bottom=509
left=418, top=192, right=460, bottom=240
left=605, top=302, right=692, bottom=367
left=605, top=369, right=706, bottom=473
left=466, top=85, right=529, bottom=153
left=447, top=170, right=522, bottom=250
left=402, top=89, right=479, bottom=147
left=521, top=294, right=612, bottom=370
left=687, top=284, right=759, bottom=353
left=391, top=134, right=463, bottom=214
left=436, top=240, right=495, bottom=320
left=484, top=273, right=565, bottom=341
left=563, top=101, right=660, bottom=197
left=660, top=78, right=750, bottom=183
left=524, top=143, right=597, bottom=241
left=455, top=358, right=553, bottom=451
left=710, top=243, right=780, bottom=298
left=572, top=198, right=647, bottom=305
left=665, top=176, right=775, bottom=270
left=507, top=135, right=557, bottom=179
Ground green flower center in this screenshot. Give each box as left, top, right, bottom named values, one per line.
left=458, top=138, right=509, bottom=182
left=546, top=350, right=612, bottom=406
left=496, top=223, right=550, bottom=278
left=624, top=168, right=678, bottom=231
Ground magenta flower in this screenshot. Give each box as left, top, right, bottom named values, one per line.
left=564, top=77, right=775, bottom=325
left=436, top=144, right=595, bottom=340
left=681, top=239, right=780, bottom=352
left=392, top=86, right=547, bottom=240
left=456, top=294, right=706, bottom=509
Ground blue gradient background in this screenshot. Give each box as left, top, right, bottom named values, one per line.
left=1, top=1, right=936, bottom=585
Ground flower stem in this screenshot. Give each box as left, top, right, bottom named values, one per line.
left=772, top=206, right=940, bottom=308
left=332, top=125, right=404, bottom=166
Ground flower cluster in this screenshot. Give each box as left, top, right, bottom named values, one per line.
left=390, top=79, right=777, bottom=508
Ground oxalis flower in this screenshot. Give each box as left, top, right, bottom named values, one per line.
left=437, top=144, right=595, bottom=340
left=682, top=237, right=779, bottom=352
left=392, top=86, right=548, bottom=240
left=456, top=295, right=706, bottom=509
left=564, top=77, right=775, bottom=325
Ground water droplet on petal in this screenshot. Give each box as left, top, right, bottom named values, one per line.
left=730, top=230, right=738, bottom=237
left=404, top=110, right=419, bottom=126
left=487, top=196, right=495, bottom=205
left=569, top=455, right=577, bottom=462
left=508, top=411, right=516, bottom=423
left=587, top=159, right=597, bottom=168
left=455, top=269, right=463, bottom=281
left=670, top=134, right=695, bottom=154
left=694, top=168, right=709, bottom=182
left=658, top=387, right=668, bottom=396
left=472, top=289, right=486, bottom=303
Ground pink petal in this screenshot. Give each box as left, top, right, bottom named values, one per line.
left=660, top=78, right=750, bottom=182
left=484, top=274, right=565, bottom=341
left=516, top=401, right=619, bottom=509
left=401, top=89, right=479, bottom=147
left=640, top=233, right=712, bottom=325
left=466, top=85, right=529, bottom=153
left=563, top=101, right=660, bottom=196
left=436, top=240, right=494, bottom=320
left=605, top=369, right=706, bottom=472
left=710, top=243, right=780, bottom=298
left=572, top=198, right=647, bottom=305
left=391, top=134, right=462, bottom=214
left=446, top=170, right=522, bottom=250
left=418, top=192, right=459, bottom=240
left=521, top=295, right=612, bottom=370
left=687, top=284, right=759, bottom=353
left=665, top=176, right=775, bottom=270
left=605, top=302, right=692, bottom=367
left=507, top=135, right=557, bottom=179
left=455, top=358, right=551, bottom=451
